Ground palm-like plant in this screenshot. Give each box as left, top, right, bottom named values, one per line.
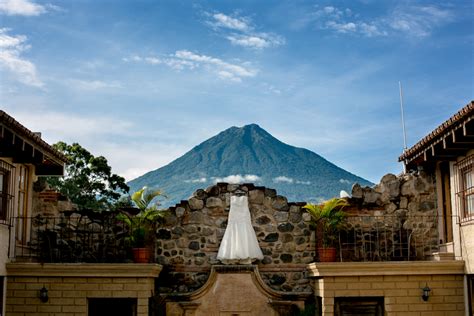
left=117, top=187, right=167, bottom=248
left=303, top=198, right=349, bottom=247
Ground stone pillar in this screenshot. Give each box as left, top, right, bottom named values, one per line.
left=179, top=302, right=200, bottom=316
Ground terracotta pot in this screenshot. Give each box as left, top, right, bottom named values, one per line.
left=318, top=247, right=337, bottom=262
left=132, top=248, right=151, bottom=263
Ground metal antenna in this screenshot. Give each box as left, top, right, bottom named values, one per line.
left=399, top=81, right=408, bottom=173
left=399, top=81, right=408, bottom=151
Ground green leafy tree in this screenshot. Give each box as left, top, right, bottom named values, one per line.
left=47, top=142, right=129, bottom=211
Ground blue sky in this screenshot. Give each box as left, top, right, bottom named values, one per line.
left=0, top=0, right=472, bottom=183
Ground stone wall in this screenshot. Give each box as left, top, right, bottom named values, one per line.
left=156, top=172, right=439, bottom=294
left=347, top=171, right=438, bottom=260
left=32, top=180, right=76, bottom=216
left=156, top=183, right=314, bottom=293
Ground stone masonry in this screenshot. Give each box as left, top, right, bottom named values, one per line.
left=156, top=183, right=315, bottom=293
left=347, top=171, right=438, bottom=261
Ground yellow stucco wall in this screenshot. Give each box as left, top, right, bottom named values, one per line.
left=450, top=149, right=474, bottom=273
left=5, top=263, right=162, bottom=316
left=461, top=222, right=474, bottom=274
left=309, top=261, right=465, bottom=316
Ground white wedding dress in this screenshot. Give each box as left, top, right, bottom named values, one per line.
left=217, top=195, right=264, bottom=263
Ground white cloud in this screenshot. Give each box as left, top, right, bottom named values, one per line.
left=326, top=21, right=357, bottom=33
left=273, top=176, right=294, bottom=184
left=261, top=82, right=282, bottom=95
left=211, top=13, right=250, bottom=32
left=4, top=108, right=189, bottom=181
left=205, top=12, right=285, bottom=50
left=388, top=6, right=453, bottom=37
left=339, top=179, right=352, bottom=184
left=213, top=174, right=261, bottom=184
left=226, top=33, right=284, bottom=49
left=125, top=50, right=257, bottom=83
left=69, top=79, right=122, bottom=91
left=122, top=55, right=142, bottom=62
left=312, top=4, right=451, bottom=38
left=176, top=50, right=256, bottom=78
left=358, top=23, right=386, bottom=37
left=9, top=109, right=133, bottom=140
left=272, top=176, right=311, bottom=185
left=0, top=28, right=43, bottom=87
left=95, top=141, right=186, bottom=182
left=323, top=6, right=336, bottom=14
left=0, top=0, right=46, bottom=16
left=296, top=180, right=311, bottom=185
left=185, top=177, right=207, bottom=184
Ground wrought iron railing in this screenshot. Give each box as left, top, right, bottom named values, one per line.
left=0, top=159, right=16, bottom=225
left=10, top=213, right=453, bottom=263
left=315, top=215, right=454, bottom=262
left=9, top=211, right=156, bottom=263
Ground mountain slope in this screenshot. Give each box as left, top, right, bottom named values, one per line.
left=128, top=124, right=373, bottom=207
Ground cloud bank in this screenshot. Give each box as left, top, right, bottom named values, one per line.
left=0, top=28, right=43, bottom=87
left=213, top=174, right=261, bottom=184
left=0, top=0, right=60, bottom=16
left=273, top=176, right=311, bottom=185
left=310, top=4, right=453, bottom=38
left=124, top=50, right=257, bottom=82
left=206, top=12, right=285, bottom=49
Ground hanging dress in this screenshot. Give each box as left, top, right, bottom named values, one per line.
left=217, top=195, right=264, bottom=263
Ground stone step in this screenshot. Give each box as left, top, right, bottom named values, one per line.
left=439, top=242, right=454, bottom=253
left=429, top=252, right=455, bottom=261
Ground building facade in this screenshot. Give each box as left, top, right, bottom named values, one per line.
left=399, top=100, right=474, bottom=314
left=1, top=102, right=473, bottom=316
left=0, top=110, right=66, bottom=316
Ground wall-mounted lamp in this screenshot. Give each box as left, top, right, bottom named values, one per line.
left=39, top=286, right=49, bottom=303
left=421, top=284, right=431, bottom=301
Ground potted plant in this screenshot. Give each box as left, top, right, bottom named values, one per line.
left=303, top=198, right=348, bottom=262
left=117, top=187, right=166, bottom=263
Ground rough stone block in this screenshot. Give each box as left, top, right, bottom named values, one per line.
left=249, top=190, right=265, bottom=204
left=188, top=197, right=204, bottom=210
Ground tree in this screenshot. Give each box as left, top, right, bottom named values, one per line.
left=47, top=142, right=129, bottom=211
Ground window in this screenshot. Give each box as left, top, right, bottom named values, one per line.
left=16, top=165, right=30, bottom=244
left=455, top=155, right=474, bottom=221
left=0, top=160, right=15, bottom=223
left=88, top=298, right=137, bottom=316
left=334, top=297, right=384, bottom=316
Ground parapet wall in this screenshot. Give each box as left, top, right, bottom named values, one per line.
left=156, top=172, right=438, bottom=294
left=347, top=171, right=438, bottom=260
left=157, top=183, right=314, bottom=293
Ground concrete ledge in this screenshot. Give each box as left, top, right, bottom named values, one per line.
left=307, top=260, right=465, bottom=277
left=430, top=252, right=455, bottom=261
left=6, top=263, right=162, bottom=278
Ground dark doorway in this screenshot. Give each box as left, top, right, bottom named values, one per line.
left=334, top=297, right=384, bottom=316
left=469, top=275, right=473, bottom=316
left=0, top=277, right=4, bottom=316
left=440, top=161, right=453, bottom=243
left=88, top=298, right=137, bottom=316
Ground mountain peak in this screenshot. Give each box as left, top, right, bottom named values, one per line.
left=226, top=123, right=265, bottom=134
left=241, top=123, right=262, bottom=130
left=217, top=123, right=277, bottom=148
left=129, top=124, right=373, bottom=207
